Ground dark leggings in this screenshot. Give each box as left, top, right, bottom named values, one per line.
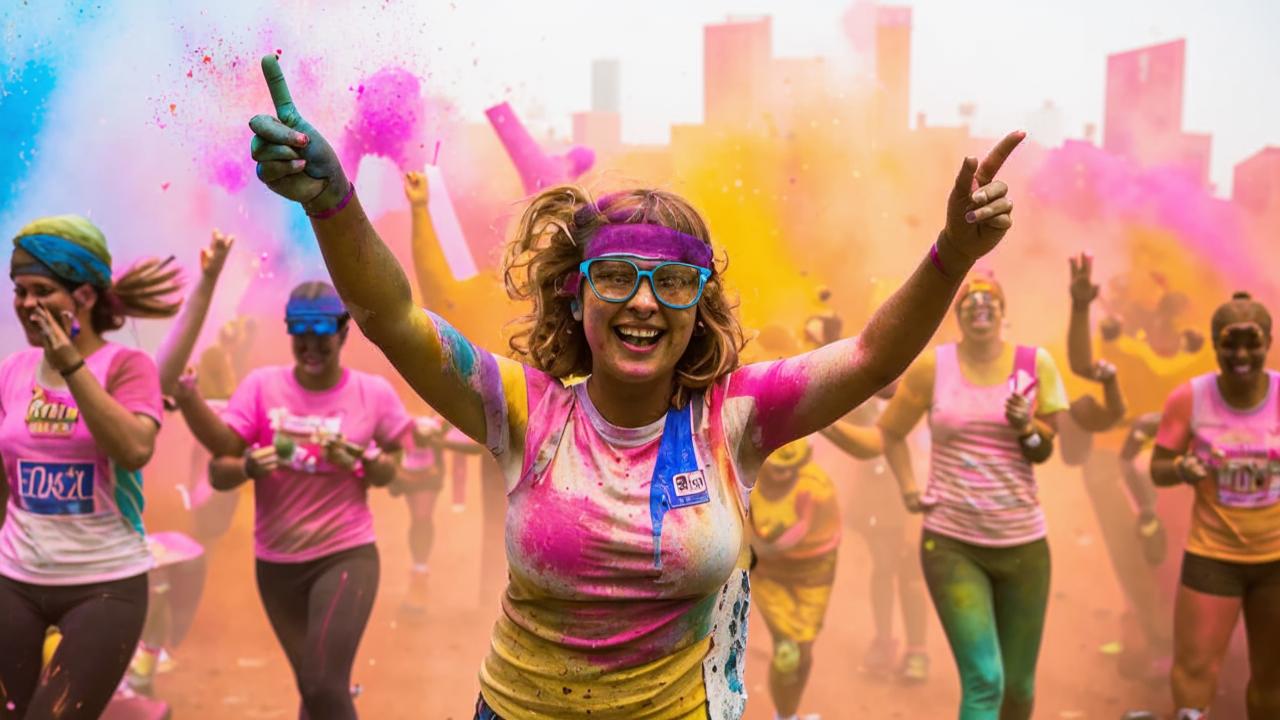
left=256, top=543, right=380, bottom=720
left=921, top=531, right=1051, bottom=720
left=0, top=572, right=148, bottom=720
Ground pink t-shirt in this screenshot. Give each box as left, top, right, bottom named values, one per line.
left=222, top=366, right=412, bottom=563
left=0, top=344, right=163, bottom=585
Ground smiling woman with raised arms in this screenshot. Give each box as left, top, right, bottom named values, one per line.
left=245, top=55, right=1023, bottom=720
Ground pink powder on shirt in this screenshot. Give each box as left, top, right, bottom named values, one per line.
left=221, top=366, right=412, bottom=562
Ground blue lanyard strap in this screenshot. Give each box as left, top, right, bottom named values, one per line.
left=648, top=402, right=709, bottom=568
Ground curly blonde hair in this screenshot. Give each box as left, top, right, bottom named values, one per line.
left=502, top=185, right=745, bottom=407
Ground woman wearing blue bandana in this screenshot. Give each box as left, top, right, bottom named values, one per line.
left=0, top=215, right=183, bottom=719
left=247, top=56, right=1024, bottom=719
left=173, top=281, right=412, bottom=720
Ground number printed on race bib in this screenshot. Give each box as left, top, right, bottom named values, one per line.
left=1216, top=458, right=1280, bottom=509
left=17, top=460, right=95, bottom=515
left=672, top=470, right=708, bottom=499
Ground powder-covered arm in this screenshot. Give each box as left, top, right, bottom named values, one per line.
left=1064, top=252, right=1127, bottom=431
left=728, top=132, right=1024, bottom=469
left=17, top=299, right=163, bottom=472
left=403, top=171, right=456, bottom=311
left=172, top=368, right=255, bottom=458
left=819, top=420, right=883, bottom=459
left=1066, top=252, right=1100, bottom=378
left=877, top=358, right=933, bottom=511
left=64, top=348, right=161, bottom=472
left=156, top=231, right=233, bottom=395
left=311, top=197, right=515, bottom=454
left=1149, top=383, right=1206, bottom=488
left=1068, top=372, right=1126, bottom=433
left=247, top=56, right=521, bottom=454
left=208, top=455, right=251, bottom=492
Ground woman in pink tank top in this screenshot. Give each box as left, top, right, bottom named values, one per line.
left=1151, top=292, right=1280, bottom=720
left=879, top=272, right=1070, bottom=720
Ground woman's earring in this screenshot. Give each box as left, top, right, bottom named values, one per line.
left=570, top=299, right=582, bottom=321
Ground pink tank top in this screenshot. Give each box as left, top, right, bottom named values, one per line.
left=1188, top=371, right=1280, bottom=510
left=923, top=343, right=1046, bottom=546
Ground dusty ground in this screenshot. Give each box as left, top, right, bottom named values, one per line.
left=139, top=423, right=1248, bottom=720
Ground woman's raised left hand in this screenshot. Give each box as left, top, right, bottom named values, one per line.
left=941, top=131, right=1025, bottom=262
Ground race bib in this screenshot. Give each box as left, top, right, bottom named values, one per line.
left=1215, top=457, right=1280, bottom=509
left=268, top=408, right=345, bottom=474
left=671, top=469, right=710, bottom=503
left=17, top=460, right=95, bottom=515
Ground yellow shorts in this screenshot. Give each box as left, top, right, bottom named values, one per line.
left=752, top=576, right=834, bottom=643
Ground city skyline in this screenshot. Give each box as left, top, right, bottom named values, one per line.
left=384, top=0, right=1276, bottom=198
left=551, top=9, right=1276, bottom=214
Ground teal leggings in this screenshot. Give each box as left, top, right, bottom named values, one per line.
left=920, top=531, right=1051, bottom=720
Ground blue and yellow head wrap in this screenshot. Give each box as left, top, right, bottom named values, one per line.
left=11, top=215, right=113, bottom=287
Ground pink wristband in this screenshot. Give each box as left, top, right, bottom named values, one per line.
left=307, top=184, right=355, bottom=220
left=929, top=240, right=950, bottom=279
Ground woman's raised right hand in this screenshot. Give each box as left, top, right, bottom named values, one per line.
left=402, top=171, right=429, bottom=207
left=248, top=56, right=351, bottom=215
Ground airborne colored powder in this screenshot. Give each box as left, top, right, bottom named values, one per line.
left=0, top=3, right=1277, bottom=718
left=342, top=66, right=427, bottom=175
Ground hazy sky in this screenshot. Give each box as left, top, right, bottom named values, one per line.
left=407, top=0, right=1278, bottom=196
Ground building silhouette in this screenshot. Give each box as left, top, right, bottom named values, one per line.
left=703, top=16, right=772, bottom=128
left=1104, top=39, right=1211, bottom=186
left=1234, top=147, right=1280, bottom=217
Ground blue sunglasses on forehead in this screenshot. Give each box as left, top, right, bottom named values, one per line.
left=285, top=295, right=348, bottom=336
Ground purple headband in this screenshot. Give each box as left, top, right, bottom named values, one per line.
left=560, top=223, right=713, bottom=297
